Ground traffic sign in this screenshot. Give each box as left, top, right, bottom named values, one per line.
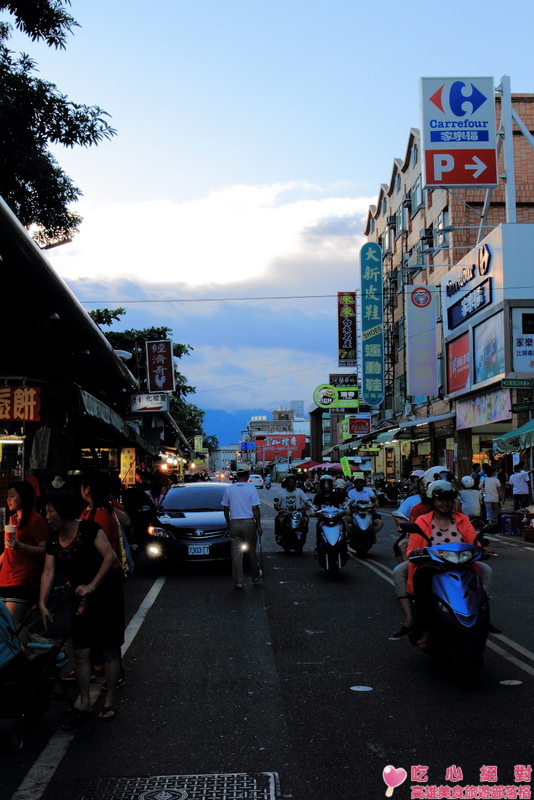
left=420, top=77, right=498, bottom=188
left=503, top=378, right=534, bottom=388
left=424, top=149, right=497, bottom=186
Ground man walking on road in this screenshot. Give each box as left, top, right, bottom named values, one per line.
left=222, top=464, right=263, bottom=589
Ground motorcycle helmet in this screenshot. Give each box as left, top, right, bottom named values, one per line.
left=426, top=479, right=458, bottom=501
left=461, top=476, right=475, bottom=489
left=319, top=475, right=334, bottom=488
left=423, top=465, right=448, bottom=487
left=409, top=469, right=425, bottom=479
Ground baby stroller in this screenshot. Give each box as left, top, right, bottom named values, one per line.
left=0, top=598, right=75, bottom=751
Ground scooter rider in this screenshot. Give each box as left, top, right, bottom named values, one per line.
left=346, top=475, right=384, bottom=540
left=406, top=480, right=496, bottom=648
left=274, top=474, right=313, bottom=542
left=312, top=475, right=343, bottom=510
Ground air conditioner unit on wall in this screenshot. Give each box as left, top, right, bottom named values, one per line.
left=402, top=193, right=411, bottom=207
left=387, top=216, right=396, bottom=227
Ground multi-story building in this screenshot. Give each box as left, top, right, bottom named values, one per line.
left=243, top=406, right=310, bottom=470
left=361, top=91, right=534, bottom=480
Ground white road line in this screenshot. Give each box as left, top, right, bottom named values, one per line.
left=122, top=576, right=166, bottom=655
left=485, top=640, right=534, bottom=677
left=10, top=577, right=167, bottom=800
left=354, top=555, right=534, bottom=675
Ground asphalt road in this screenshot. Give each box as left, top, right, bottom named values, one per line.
left=3, top=487, right=534, bottom=800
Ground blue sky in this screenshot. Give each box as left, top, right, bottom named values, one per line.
left=6, top=0, right=534, bottom=442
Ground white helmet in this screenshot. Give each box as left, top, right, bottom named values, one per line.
left=461, top=476, right=475, bottom=489
left=426, top=480, right=458, bottom=500
left=410, top=469, right=425, bottom=479
left=423, top=465, right=449, bottom=487
left=320, top=475, right=334, bottom=487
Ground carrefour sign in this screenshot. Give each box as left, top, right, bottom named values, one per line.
left=421, top=77, right=497, bottom=188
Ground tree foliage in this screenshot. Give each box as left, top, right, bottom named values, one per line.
left=0, top=1, right=116, bottom=246
left=89, top=308, right=211, bottom=445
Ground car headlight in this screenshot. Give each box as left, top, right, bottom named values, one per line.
left=147, top=526, right=170, bottom=538
left=437, top=549, right=473, bottom=564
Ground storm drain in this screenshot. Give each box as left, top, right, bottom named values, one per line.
left=54, top=772, right=280, bottom=800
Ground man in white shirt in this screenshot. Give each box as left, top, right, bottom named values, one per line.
left=509, top=463, right=533, bottom=510
left=273, top=473, right=312, bottom=542
left=346, top=476, right=384, bottom=539
left=222, top=464, right=263, bottom=589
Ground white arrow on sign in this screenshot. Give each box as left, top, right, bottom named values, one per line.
left=465, top=155, right=487, bottom=179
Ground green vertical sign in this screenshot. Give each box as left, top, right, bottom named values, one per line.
left=360, top=243, right=384, bottom=406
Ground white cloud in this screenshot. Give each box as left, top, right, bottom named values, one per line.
left=48, top=182, right=373, bottom=287
left=49, top=182, right=371, bottom=418
left=187, top=344, right=334, bottom=411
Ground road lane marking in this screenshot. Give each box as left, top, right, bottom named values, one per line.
left=485, top=640, right=534, bottom=677
left=10, top=577, right=167, bottom=800
left=122, top=576, right=166, bottom=654
left=352, top=554, right=534, bottom=677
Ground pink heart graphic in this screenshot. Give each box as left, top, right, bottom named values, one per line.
left=382, top=765, right=408, bottom=788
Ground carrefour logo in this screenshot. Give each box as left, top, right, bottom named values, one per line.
left=430, top=81, right=488, bottom=117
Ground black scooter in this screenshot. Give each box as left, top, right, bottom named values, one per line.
left=275, top=509, right=307, bottom=554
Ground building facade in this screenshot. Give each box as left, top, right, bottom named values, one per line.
left=360, top=92, right=534, bottom=480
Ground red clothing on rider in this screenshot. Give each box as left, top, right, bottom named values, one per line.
left=406, top=510, right=478, bottom=595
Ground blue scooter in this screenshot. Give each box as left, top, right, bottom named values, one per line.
left=402, top=522, right=496, bottom=689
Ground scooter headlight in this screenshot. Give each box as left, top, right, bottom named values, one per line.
left=437, top=549, right=473, bottom=564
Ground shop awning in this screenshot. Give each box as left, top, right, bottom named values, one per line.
left=376, top=429, right=401, bottom=443
left=493, top=419, right=534, bottom=454
left=398, top=411, right=456, bottom=429
left=79, top=389, right=159, bottom=456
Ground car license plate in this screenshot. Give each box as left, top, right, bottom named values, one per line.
left=188, top=544, right=210, bottom=555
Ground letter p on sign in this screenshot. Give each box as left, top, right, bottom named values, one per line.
left=433, top=153, right=454, bottom=181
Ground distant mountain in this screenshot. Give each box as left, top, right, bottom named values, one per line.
left=203, top=408, right=271, bottom=446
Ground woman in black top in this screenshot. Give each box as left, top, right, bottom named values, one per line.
left=39, top=491, right=124, bottom=721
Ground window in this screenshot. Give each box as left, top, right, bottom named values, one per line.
left=381, top=197, right=388, bottom=216
left=393, top=374, right=407, bottom=413
left=411, top=143, right=419, bottom=166
left=395, top=174, right=401, bottom=193
left=435, top=209, right=450, bottom=248
left=410, top=177, right=423, bottom=213
left=395, top=205, right=405, bottom=234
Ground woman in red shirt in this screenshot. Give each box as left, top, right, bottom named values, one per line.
left=0, top=481, right=48, bottom=637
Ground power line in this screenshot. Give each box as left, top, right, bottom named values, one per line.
left=194, top=360, right=338, bottom=394
left=80, top=284, right=534, bottom=305
left=81, top=294, right=337, bottom=304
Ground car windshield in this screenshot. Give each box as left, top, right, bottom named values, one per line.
left=161, top=486, right=226, bottom=512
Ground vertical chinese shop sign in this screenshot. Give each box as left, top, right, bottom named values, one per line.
left=146, top=340, right=176, bottom=393
left=360, top=243, right=384, bottom=406
left=337, top=292, right=357, bottom=367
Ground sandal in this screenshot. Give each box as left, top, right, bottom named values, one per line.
left=98, top=706, right=118, bottom=721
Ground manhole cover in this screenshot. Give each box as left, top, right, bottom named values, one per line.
left=54, top=772, right=280, bottom=800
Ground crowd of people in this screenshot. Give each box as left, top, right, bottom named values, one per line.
left=0, top=466, right=175, bottom=724
left=1, top=458, right=532, bottom=720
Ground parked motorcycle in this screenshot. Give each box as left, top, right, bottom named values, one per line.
left=401, top=521, right=497, bottom=689
left=347, top=500, right=375, bottom=558
left=313, top=505, right=349, bottom=574
left=275, top=509, right=307, bottom=554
